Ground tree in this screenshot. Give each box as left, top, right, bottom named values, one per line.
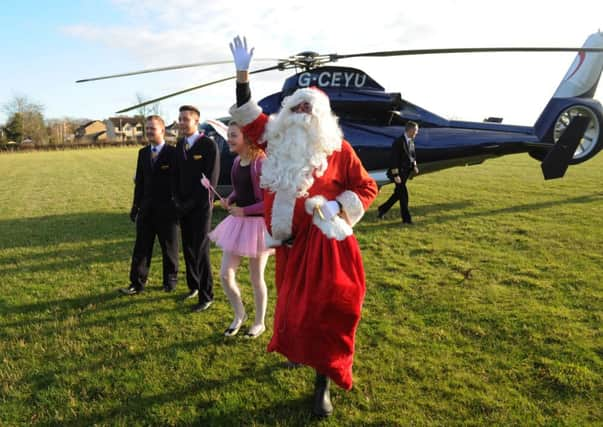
left=46, top=118, right=83, bottom=145
left=5, top=112, right=24, bottom=142
left=135, top=92, right=162, bottom=118
left=3, top=95, right=47, bottom=144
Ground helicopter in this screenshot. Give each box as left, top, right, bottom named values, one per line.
left=77, top=32, right=603, bottom=193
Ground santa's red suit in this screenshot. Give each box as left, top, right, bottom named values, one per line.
left=230, top=88, right=378, bottom=390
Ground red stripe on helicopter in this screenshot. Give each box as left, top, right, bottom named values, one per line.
left=565, top=51, right=586, bottom=81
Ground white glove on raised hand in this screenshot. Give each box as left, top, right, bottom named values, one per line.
left=229, top=35, right=254, bottom=71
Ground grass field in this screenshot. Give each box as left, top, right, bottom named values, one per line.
left=0, top=147, right=601, bottom=426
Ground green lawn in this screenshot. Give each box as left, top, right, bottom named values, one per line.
left=0, top=148, right=601, bottom=426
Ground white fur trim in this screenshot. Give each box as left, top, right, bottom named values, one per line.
left=336, top=190, right=365, bottom=227
left=264, top=230, right=282, bottom=248
left=228, top=100, right=262, bottom=126
left=271, top=190, right=296, bottom=241
left=304, top=195, right=328, bottom=215
left=305, top=194, right=352, bottom=240
left=311, top=211, right=353, bottom=241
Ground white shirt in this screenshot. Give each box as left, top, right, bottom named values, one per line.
left=185, top=132, right=199, bottom=150
left=151, top=141, right=166, bottom=155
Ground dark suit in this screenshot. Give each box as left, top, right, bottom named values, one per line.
left=130, top=143, right=179, bottom=290
left=174, top=133, right=220, bottom=304
left=378, top=133, right=417, bottom=223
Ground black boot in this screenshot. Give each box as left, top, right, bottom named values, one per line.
left=313, top=373, right=333, bottom=417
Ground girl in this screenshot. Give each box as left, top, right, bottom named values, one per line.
left=209, top=122, right=272, bottom=338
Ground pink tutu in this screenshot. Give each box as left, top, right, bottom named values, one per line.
left=209, top=215, right=274, bottom=258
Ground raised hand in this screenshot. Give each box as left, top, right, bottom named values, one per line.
left=229, top=35, right=254, bottom=71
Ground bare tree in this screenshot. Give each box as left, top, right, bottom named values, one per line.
left=135, top=92, right=162, bottom=118
left=3, top=95, right=47, bottom=144
left=46, top=117, right=84, bottom=144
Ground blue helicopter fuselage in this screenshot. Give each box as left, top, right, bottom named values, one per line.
left=206, top=63, right=602, bottom=191
left=256, top=66, right=551, bottom=184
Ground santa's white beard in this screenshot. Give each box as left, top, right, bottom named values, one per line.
left=260, top=109, right=342, bottom=197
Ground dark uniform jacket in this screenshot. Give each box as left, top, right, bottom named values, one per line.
left=174, top=133, right=220, bottom=214
left=387, top=134, right=416, bottom=181
left=132, top=144, right=177, bottom=219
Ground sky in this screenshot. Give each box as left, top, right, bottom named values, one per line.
left=1, top=0, right=603, bottom=127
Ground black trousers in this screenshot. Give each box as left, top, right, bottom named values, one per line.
left=378, top=172, right=412, bottom=223
left=180, top=205, right=214, bottom=304
left=130, top=211, right=179, bottom=290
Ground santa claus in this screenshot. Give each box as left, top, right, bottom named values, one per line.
left=229, top=36, right=378, bottom=417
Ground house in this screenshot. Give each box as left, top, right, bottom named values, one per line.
left=104, top=116, right=144, bottom=141
left=74, top=120, right=107, bottom=143
left=165, top=120, right=179, bottom=143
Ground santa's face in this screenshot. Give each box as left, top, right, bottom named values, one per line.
left=290, top=101, right=313, bottom=115
left=260, top=92, right=343, bottom=196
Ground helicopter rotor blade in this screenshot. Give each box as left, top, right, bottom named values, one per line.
left=334, top=46, right=603, bottom=60
left=115, top=65, right=281, bottom=114
left=76, top=58, right=278, bottom=83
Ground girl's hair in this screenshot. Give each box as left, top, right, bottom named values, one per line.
left=228, top=121, right=263, bottom=160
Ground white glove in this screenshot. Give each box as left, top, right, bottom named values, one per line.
left=229, top=35, right=254, bottom=71
left=321, top=200, right=341, bottom=220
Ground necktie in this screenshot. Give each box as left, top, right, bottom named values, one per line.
left=151, top=147, right=158, bottom=162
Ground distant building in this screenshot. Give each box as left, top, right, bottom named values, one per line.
left=165, top=120, right=179, bottom=143
left=74, top=120, right=107, bottom=143
left=104, top=116, right=144, bottom=141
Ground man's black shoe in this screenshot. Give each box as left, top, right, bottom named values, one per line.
left=163, top=284, right=176, bottom=292
left=191, top=300, right=213, bottom=313
left=119, top=286, right=142, bottom=295
left=181, top=289, right=198, bottom=301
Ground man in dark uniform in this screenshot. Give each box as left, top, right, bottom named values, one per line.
left=377, top=121, right=419, bottom=224
left=121, top=115, right=179, bottom=295
left=173, top=105, right=220, bottom=312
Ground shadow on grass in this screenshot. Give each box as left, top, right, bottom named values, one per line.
left=1, top=290, right=182, bottom=330
left=47, top=361, right=327, bottom=427
left=4, top=284, right=335, bottom=425
left=0, top=239, right=130, bottom=276
left=359, top=200, right=473, bottom=229
left=21, top=326, right=325, bottom=426
left=362, top=192, right=603, bottom=228
left=0, top=211, right=131, bottom=250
